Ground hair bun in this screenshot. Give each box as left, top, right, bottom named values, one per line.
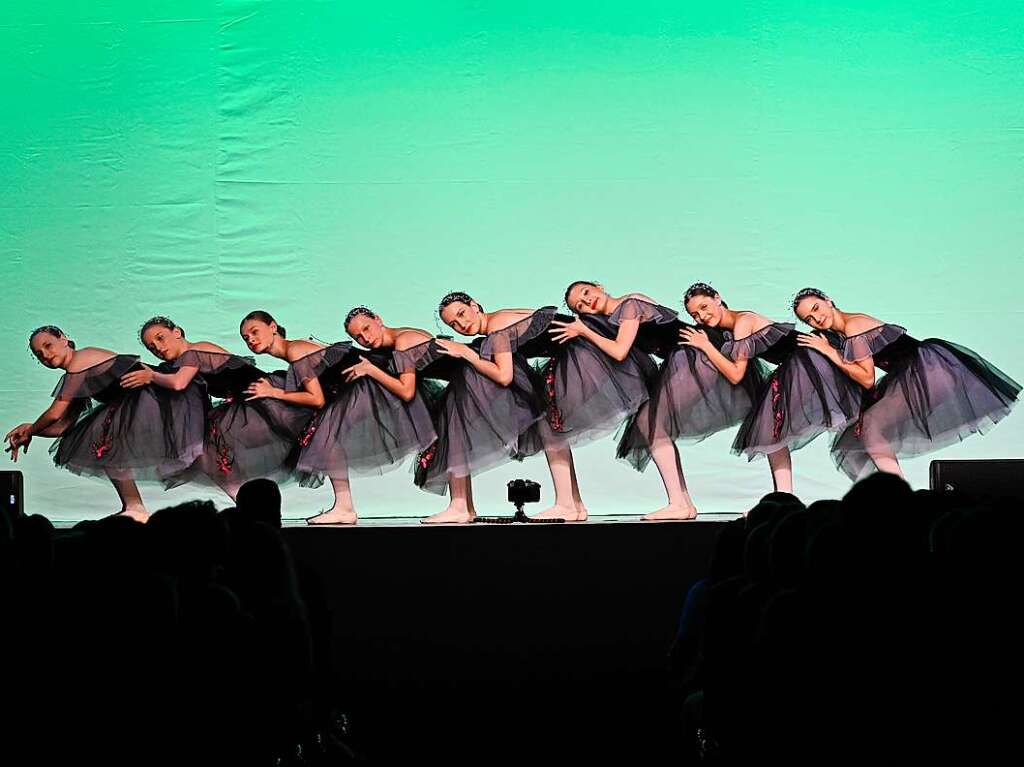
left=344, top=306, right=377, bottom=327
left=438, top=291, right=475, bottom=314
left=791, top=287, right=831, bottom=312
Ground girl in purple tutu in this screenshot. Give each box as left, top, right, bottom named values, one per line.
left=415, top=291, right=588, bottom=524
left=4, top=325, right=206, bottom=521
left=556, top=281, right=701, bottom=519
left=616, top=283, right=766, bottom=515
left=242, top=309, right=435, bottom=524
left=138, top=317, right=313, bottom=499
left=792, top=287, right=1021, bottom=481
left=544, top=283, right=659, bottom=451
left=680, top=284, right=862, bottom=494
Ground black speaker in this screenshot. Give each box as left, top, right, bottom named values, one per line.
left=1, top=470, right=24, bottom=522
left=929, top=459, right=1024, bottom=504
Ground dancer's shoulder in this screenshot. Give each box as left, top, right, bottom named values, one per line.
left=188, top=341, right=230, bottom=354
left=285, top=338, right=325, bottom=362
left=394, top=328, right=433, bottom=351
left=843, top=313, right=885, bottom=337
left=733, top=311, right=774, bottom=337
left=66, top=347, right=118, bottom=372
left=487, top=309, right=534, bottom=334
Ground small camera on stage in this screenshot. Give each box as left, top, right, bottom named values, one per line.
left=507, top=478, right=540, bottom=506
left=473, top=478, right=561, bottom=524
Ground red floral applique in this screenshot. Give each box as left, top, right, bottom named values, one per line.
left=208, top=407, right=234, bottom=474
left=298, top=414, right=322, bottom=448
left=91, top=401, right=122, bottom=459
left=417, top=441, right=438, bottom=469
left=541, top=358, right=565, bottom=432
left=770, top=374, right=785, bottom=441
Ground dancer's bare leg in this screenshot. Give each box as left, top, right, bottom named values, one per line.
left=568, top=450, right=588, bottom=520
left=421, top=473, right=476, bottom=524
left=869, top=450, right=904, bottom=478
left=214, top=474, right=241, bottom=503
left=768, top=447, right=793, bottom=493
left=108, top=474, right=149, bottom=522
left=642, top=437, right=697, bottom=520
left=307, top=476, right=357, bottom=525
left=533, top=445, right=586, bottom=521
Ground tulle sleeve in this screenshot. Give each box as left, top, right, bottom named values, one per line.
left=840, top=324, right=907, bottom=362
left=722, top=323, right=795, bottom=361
left=392, top=340, right=445, bottom=373
left=608, top=298, right=678, bottom=327
left=174, top=349, right=256, bottom=373
left=479, top=306, right=558, bottom=360
left=50, top=354, right=141, bottom=401
left=284, top=342, right=353, bottom=391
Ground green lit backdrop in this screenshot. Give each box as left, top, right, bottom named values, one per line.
left=3, top=1, right=1021, bottom=520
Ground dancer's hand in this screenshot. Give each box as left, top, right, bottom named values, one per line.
left=120, top=365, right=155, bottom=389
left=342, top=355, right=376, bottom=383
left=436, top=339, right=471, bottom=359
left=549, top=318, right=587, bottom=344
left=679, top=327, right=712, bottom=352
left=5, top=423, right=31, bottom=442
left=4, top=423, right=33, bottom=461
left=797, top=333, right=834, bottom=357
left=244, top=377, right=281, bottom=401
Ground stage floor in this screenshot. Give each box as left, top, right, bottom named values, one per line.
left=283, top=510, right=741, bottom=526
left=50, top=510, right=741, bottom=528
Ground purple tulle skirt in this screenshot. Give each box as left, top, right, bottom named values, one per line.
left=617, top=346, right=765, bottom=471
left=539, top=338, right=656, bottom=449
left=831, top=338, right=1021, bottom=480
left=296, top=373, right=437, bottom=488
left=414, top=355, right=544, bottom=495
left=50, top=355, right=206, bottom=482
left=166, top=371, right=314, bottom=488
left=535, top=306, right=660, bottom=450
left=732, top=347, right=862, bottom=460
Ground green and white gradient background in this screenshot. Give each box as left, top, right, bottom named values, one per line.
left=3, top=1, right=1021, bottom=520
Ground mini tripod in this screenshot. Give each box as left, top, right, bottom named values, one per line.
left=474, top=499, right=565, bottom=524
left=473, top=479, right=566, bottom=524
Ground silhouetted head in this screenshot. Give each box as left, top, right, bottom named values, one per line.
left=438, top=291, right=485, bottom=336
left=236, top=478, right=282, bottom=529
left=683, top=282, right=729, bottom=326
left=768, top=511, right=809, bottom=588
left=221, top=517, right=302, bottom=610
left=345, top=306, right=385, bottom=348
left=843, top=472, right=913, bottom=515
left=140, top=316, right=188, bottom=361
left=792, top=288, right=837, bottom=330
left=760, top=491, right=805, bottom=513
left=239, top=310, right=286, bottom=354
left=805, top=499, right=843, bottom=525
left=841, top=472, right=915, bottom=559
left=747, top=499, right=792, bottom=531
left=147, top=500, right=228, bottom=580
left=563, top=280, right=610, bottom=315
left=28, top=326, right=76, bottom=369
left=709, top=518, right=749, bottom=582
left=743, top=522, right=776, bottom=584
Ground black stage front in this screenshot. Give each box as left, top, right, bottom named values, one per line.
left=280, top=515, right=731, bottom=761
